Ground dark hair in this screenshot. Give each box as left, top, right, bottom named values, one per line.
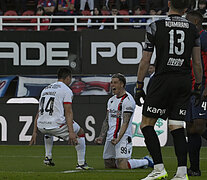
left=170, top=0, right=190, bottom=10
left=36, top=6, right=46, bottom=15
left=57, top=68, right=72, bottom=79
left=112, top=73, right=126, bottom=87
left=186, top=10, right=203, bottom=24
left=134, top=5, right=142, bottom=11
left=199, top=0, right=206, bottom=5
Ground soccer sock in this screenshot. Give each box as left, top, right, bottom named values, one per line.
left=127, top=159, right=148, bottom=169
left=176, top=166, right=187, bottom=177
left=201, top=129, right=207, bottom=140
left=171, top=128, right=187, bottom=167
left=141, top=126, right=163, bottom=165
left=44, top=135, right=53, bottom=159
left=75, top=136, right=86, bottom=165
left=187, top=133, right=201, bottom=171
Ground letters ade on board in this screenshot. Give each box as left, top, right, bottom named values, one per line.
left=81, top=29, right=146, bottom=75
left=0, top=31, right=81, bottom=75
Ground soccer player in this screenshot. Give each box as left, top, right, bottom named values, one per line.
left=94, top=73, right=154, bottom=169
left=135, top=0, right=203, bottom=179
left=185, top=10, right=207, bottom=177
left=29, top=68, right=93, bottom=170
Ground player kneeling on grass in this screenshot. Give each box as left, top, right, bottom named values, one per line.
left=29, top=67, right=93, bottom=170
left=94, top=73, right=154, bottom=169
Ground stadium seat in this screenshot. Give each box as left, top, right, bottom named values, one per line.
left=119, top=9, right=129, bottom=23
left=119, top=9, right=129, bottom=16
left=3, top=10, right=18, bottom=21
left=81, top=10, right=91, bottom=16
left=53, top=28, right=66, bottom=31
left=21, top=10, right=35, bottom=22
left=101, top=10, right=110, bottom=16
left=22, top=10, right=35, bottom=16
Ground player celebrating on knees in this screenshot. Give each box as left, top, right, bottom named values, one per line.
left=95, top=73, right=154, bottom=169
left=186, top=10, right=207, bottom=177
left=29, top=68, right=93, bottom=170
left=135, top=0, right=203, bottom=179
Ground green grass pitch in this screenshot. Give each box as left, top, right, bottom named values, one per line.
left=0, top=145, right=206, bottom=180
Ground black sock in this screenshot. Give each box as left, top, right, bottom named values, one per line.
left=141, top=126, right=163, bottom=165
left=201, top=129, right=207, bottom=140
left=187, top=133, right=201, bottom=171
left=171, top=128, right=187, bottom=167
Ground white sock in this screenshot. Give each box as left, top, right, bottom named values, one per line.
left=75, top=137, right=85, bottom=165
left=154, top=163, right=164, bottom=171
left=44, top=135, right=53, bottom=159
left=128, top=159, right=148, bottom=169
left=176, top=166, right=187, bottom=177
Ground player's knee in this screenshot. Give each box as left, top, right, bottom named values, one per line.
left=116, top=159, right=128, bottom=169
left=104, top=159, right=116, bottom=169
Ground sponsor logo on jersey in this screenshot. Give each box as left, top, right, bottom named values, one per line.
left=167, top=58, right=184, bottom=67
left=109, top=109, right=121, bottom=118
left=179, top=109, right=186, bottom=116
left=147, top=106, right=166, bottom=116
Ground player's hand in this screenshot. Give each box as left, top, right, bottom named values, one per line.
left=94, top=137, right=103, bottom=144
left=69, top=132, right=78, bottom=145
left=201, top=86, right=207, bottom=102
left=192, top=83, right=202, bottom=106
left=29, top=132, right=37, bottom=145
left=111, top=138, right=119, bottom=145
left=134, top=81, right=146, bottom=106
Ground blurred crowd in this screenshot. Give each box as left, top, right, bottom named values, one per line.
left=0, top=0, right=207, bottom=31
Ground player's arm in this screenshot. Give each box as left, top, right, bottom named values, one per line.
left=94, top=111, right=109, bottom=144
left=64, top=103, right=78, bottom=145
left=135, top=22, right=155, bottom=106
left=192, top=46, right=202, bottom=84
left=111, top=112, right=132, bottom=145
left=29, top=111, right=39, bottom=145
left=192, top=46, right=203, bottom=106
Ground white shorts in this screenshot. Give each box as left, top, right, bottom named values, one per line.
left=38, top=121, right=80, bottom=141
left=103, top=135, right=132, bottom=160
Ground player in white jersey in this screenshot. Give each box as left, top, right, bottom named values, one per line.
left=94, top=73, right=154, bottom=169
left=30, top=68, right=93, bottom=170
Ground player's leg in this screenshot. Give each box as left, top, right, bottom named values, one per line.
left=104, top=158, right=116, bottom=168
left=115, top=135, right=153, bottom=169
left=187, top=119, right=206, bottom=176
left=140, top=116, right=167, bottom=180
left=103, top=140, right=116, bottom=168
left=72, top=122, right=93, bottom=170
left=38, top=128, right=55, bottom=166
left=169, top=120, right=188, bottom=179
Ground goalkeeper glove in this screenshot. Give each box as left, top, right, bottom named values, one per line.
left=192, top=82, right=202, bottom=106
left=134, top=81, right=146, bottom=106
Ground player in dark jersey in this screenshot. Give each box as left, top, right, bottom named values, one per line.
left=134, top=0, right=203, bottom=179
left=185, top=10, right=207, bottom=177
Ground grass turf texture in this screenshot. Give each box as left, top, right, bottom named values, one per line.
left=0, top=145, right=206, bottom=180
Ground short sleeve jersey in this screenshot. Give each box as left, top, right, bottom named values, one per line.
left=144, top=15, right=200, bottom=75
left=37, top=81, right=73, bottom=129
left=106, top=92, right=136, bottom=141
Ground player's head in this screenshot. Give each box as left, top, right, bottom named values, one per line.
left=186, top=10, right=203, bottom=29
left=169, top=0, right=190, bottom=14
left=111, top=73, right=126, bottom=96
left=148, top=64, right=155, bottom=76
left=57, top=68, right=72, bottom=86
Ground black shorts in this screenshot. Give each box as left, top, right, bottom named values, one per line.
left=143, top=73, right=191, bottom=121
